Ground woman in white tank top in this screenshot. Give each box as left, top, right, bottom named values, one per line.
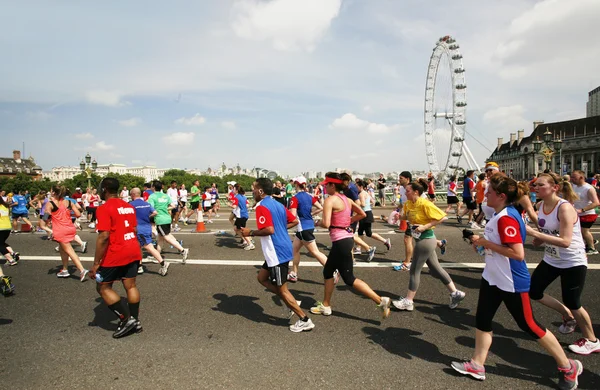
left=526, top=172, right=599, bottom=355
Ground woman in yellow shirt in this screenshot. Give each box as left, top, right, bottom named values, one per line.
left=393, top=181, right=465, bottom=311
left=1, top=195, right=20, bottom=267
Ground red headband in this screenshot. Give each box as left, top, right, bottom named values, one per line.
left=320, top=177, right=343, bottom=185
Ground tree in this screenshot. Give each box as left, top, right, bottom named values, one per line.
left=103, top=173, right=146, bottom=191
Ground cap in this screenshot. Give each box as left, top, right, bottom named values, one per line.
left=294, top=176, right=307, bottom=185
left=75, top=187, right=81, bottom=191
left=484, top=161, right=499, bottom=171
left=320, top=177, right=343, bottom=185
left=226, top=181, right=237, bottom=186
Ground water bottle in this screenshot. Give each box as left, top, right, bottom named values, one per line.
left=463, top=228, right=485, bottom=256
left=95, top=273, right=103, bottom=283
left=216, top=230, right=226, bottom=236
left=475, top=245, right=486, bottom=256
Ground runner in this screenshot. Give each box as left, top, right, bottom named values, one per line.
left=571, top=170, right=600, bottom=255
left=226, top=181, right=237, bottom=227
left=202, top=186, right=214, bottom=223
left=178, top=184, right=188, bottom=225
left=47, top=186, right=89, bottom=281
left=148, top=181, right=189, bottom=264
left=450, top=173, right=582, bottom=389
left=90, top=177, right=142, bottom=339
left=0, top=195, right=20, bottom=266
left=284, top=179, right=294, bottom=208
left=120, top=186, right=130, bottom=202
left=130, top=188, right=169, bottom=276
left=377, top=173, right=387, bottom=207
left=240, top=177, right=314, bottom=333
left=87, top=188, right=100, bottom=229
left=142, top=183, right=153, bottom=201
left=52, top=189, right=88, bottom=253
left=10, top=190, right=33, bottom=233
left=396, top=171, right=413, bottom=271
left=393, top=180, right=465, bottom=311
left=210, top=183, right=220, bottom=218
left=286, top=177, right=329, bottom=282
left=445, top=175, right=462, bottom=217
left=166, top=181, right=181, bottom=232
left=427, top=176, right=436, bottom=202
left=356, top=179, right=391, bottom=252
left=231, top=184, right=253, bottom=250
left=185, top=180, right=200, bottom=222
left=340, top=173, right=375, bottom=261
left=526, top=172, right=599, bottom=355
left=30, top=191, right=52, bottom=238
left=311, top=172, right=391, bottom=319
left=458, top=170, right=478, bottom=227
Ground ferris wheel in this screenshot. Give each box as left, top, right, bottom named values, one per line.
left=424, top=35, right=480, bottom=181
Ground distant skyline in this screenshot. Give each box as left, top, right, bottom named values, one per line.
left=1, top=0, right=598, bottom=176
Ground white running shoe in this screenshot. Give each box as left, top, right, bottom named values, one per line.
left=289, top=318, right=315, bottom=333
left=310, top=302, right=332, bottom=316
left=88, top=223, right=96, bottom=229
left=568, top=338, right=600, bottom=355
left=244, top=244, right=256, bottom=251
left=392, top=297, right=414, bottom=311
left=57, top=269, right=70, bottom=278
left=158, top=262, right=170, bottom=276
left=81, top=241, right=88, bottom=253
left=378, top=297, right=391, bottom=319
left=138, top=266, right=144, bottom=274
left=54, top=246, right=59, bottom=252
left=449, top=290, right=466, bottom=309
left=181, top=248, right=189, bottom=264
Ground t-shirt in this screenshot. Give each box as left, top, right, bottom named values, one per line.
left=462, top=177, right=475, bottom=198
left=96, top=198, right=141, bottom=267
left=403, top=197, right=446, bottom=239
left=0, top=205, right=11, bottom=230
left=475, top=180, right=485, bottom=204
left=143, top=189, right=153, bottom=202
left=120, top=189, right=130, bottom=201
left=167, top=187, right=179, bottom=206
left=190, top=186, right=201, bottom=203
left=202, top=192, right=212, bottom=208
left=377, top=177, right=386, bottom=190
left=11, top=195, right=28, bottom=214
left=179, top=189, right=188, bottom=202
left=72, top=192, right=82, bottom=204
left=130, top=198, right=155, bottom=236
left=255, top=196, right=296, bottom=267
left=289, top=192, right=318, bottom=231
left=271, top=187, right=287, bottom=206
left=343, top=182, right=359, bottom=202
left=232, top=194, right=249, bottom=219
left=285, top=183, right=293, bottom=199
left=147, top=191, right=172, bottom=225
left=447, top=181, right=457, bottom=196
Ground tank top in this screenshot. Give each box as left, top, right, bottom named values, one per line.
left=361, top=191, right=372, bottom=212
left=538, top=199, right=587, bottom=269
left=51, top=200, right=76, bottom=234
left=447, top=182, right=457, bottom=196
left=573, top=182, right=595, bottom=216
left=329, top=193, right=353, bottom=242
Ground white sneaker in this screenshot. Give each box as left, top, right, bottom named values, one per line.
left=392, top=297, right=414, bottom=311
left=54, top=246, right=59, bottom=252
left=180, top=248, right=189, bottom=264
left=244, top=244, right=256, bottom=251
left=79, top=269, right=89, bottom=282
left=158, top=262, right=170, bottom=276
left=449, top=290, right=466, bottom=309
left=568, top=338, right=600, bottom=355
left=310, top=302, right=332, bottom=316
left=289, top=318, right=315, bottom=333
left=559, top=318, right=577, bottom=334
left=81, top=241, right=88, bottom=253
left=88, top=223, right=96, bottom=229
left=378, top=296, right=391, bottom=319
left=138, top=266, right=144, bottom=274
left=57, top=269, right=70, bottom=278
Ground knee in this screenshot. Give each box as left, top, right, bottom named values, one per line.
left=341, top=272, right=356, bottom=286
left=529, top=290, right=543, bottom=301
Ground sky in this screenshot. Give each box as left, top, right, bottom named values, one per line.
left=1, top=0, right=599, bottom=177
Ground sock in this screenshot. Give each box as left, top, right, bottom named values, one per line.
left=129, top=301, right=140, bottom=320
left=301, top=316, right=309, bottom=322
left=108, top=302, right=128, bottom=320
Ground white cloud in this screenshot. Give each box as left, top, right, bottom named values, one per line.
left=174, top=114, right=206, bottom=126
left=90, top=141, right=115, bottom=151
left=85, top=90, right=130, bottom=107
left=25, top=111, right=52, bottom=121
left=75, top=132, right=94, bottom=139
left=163, top=132, right=195, bottom=145
left=221, top=121, right=236, bottom=130
left=231, top=0, right=342, bottom=52
left=117, top=117, right=142, bottom=127
left=329, top=113, right=402, bottom=134
left=131, top=159, right=142, bottom=164
left=483, top=105, right=529, bottom=132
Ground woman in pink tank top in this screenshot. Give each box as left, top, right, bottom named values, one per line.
left=310, top=172, right=391, bottom=318
left=46, top=186, right=88, bottom=282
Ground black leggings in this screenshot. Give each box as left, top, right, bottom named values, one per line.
left=0, top=230, right=10, bottom=255
left=530, top=261, right=587, bottom=310
left=323, top=237, right=355, bottom=286
left=358, top=221, right=373, bottom=237
left=476, top=278, right=547, bottom=339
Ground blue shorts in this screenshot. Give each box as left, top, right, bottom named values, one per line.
left=137, top=232, right=153, bottom=247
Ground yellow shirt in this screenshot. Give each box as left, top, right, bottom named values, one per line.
left=403, top=197, right=446, bottom=227
left=0, top=205, right=11, bottom=230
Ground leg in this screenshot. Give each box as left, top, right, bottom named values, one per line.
left=143, top=244, right=164, bottom=264
left=59, top=242, right=85, bottom=272
left=406, top=239, right=435, bottom=300
left=304, top=241, right=327, bottom=266
left=276, top=283, right=306, bottom=318
left=353, top=234, right=370, bottom=252
left=403, top=234, right=413, bottom=265
left=122, top=277, right=140, bottom=319
left=472, top=278, right=504, bottom=366
left=163, top=234, right=184, bottom=251
left=291, top=238, right=303, bottom=275
left=581, top=227, right=596, bottom=250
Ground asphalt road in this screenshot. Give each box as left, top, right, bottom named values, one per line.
left=2, top=209, right=600, bottom=389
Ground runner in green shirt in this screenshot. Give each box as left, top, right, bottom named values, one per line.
left=285, top=180, right=294, bottom=208
left=186, top=180, right=201, bottom=221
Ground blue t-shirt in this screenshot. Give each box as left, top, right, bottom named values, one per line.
left=12, top=195, right=28, bottom=214
left=130, top=198, right=155, bottom=235
left=344, top=182, right=359, bottom=201
left=235, top=194, right=249, bottom=219
left=463, top=177, right=474, bottom=198
left=291, top=192, right=316, bottom=231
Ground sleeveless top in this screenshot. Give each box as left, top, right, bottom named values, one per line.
left=361, top=191, right=372, bottom=212
left=537, top=199, right=587, bottom=269
left=573, top=182, right=595, bottom=216
left=329, top=193, right=353, bottom=242
left=50, top=200, right=76, bottom=237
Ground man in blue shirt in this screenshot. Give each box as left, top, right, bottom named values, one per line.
left=130, top=188, right=169, bottom=276
left=10, top=190, right=33, bottom=233
left=458, top=170, right=478, bottom=228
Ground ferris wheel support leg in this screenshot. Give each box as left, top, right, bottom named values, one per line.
left=462, top=142, right=480, bottom=172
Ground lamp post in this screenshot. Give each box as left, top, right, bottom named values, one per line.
left=532, top=128, right=562, bottom=173
left=79, top=153, right=98, bottom=190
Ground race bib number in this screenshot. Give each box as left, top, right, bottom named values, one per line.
left=93, top=202, right=99, bottom=207
left=411, top=226, right=421, bottom=239
left=545, top=245, right=560, bottom=259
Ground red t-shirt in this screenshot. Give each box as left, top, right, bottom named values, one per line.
left=96, top=198, right=141, bottom=267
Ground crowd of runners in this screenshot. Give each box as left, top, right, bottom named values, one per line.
left=2, top=163, right=600, bottom=389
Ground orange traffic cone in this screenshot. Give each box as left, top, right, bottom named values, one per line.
left=195, top=207, right=207, bottom=233
left=398, top=219, right=408, bottom=232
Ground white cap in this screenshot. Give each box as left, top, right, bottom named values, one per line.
left=294, top=176, right=307, bottom=185
left=226, top=181, right=237, bottom=186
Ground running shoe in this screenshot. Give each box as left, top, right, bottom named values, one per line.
left=215, top=214, right=220, bottom=218
left=393, top=263, right=411, bottom=272
left=12, top=252, right=20, bottom=262
left=81, top=242, right=88, bottom=253
left=367, top=246, right=376, bottom=262
left=54, top=246, right=60, bottom=252
left=594, top=239, right=599, bottom=246
left=384, top=238, right=391, bottom=251
left=207, top=220, right=214, bottom=224
left=135, top=320, right=143, bottom=333
left=57, top=269, right=70, bottom=278
left=286, top=300, right=302, bottom=319
left=173, top=226, right=181, bottom=232
left=468, top=221, right=480, bottom=229
left=557, top=359, right=583, bottom=390
left=244, top=244, right=256, bottom=251
left=392, top=297, right=414, bottom=311
left=289, top=318, right=315, bottom=333
left=88, top=223, right=96, bottom=229
left=449, top=290, right=466, bottom=309
left=7, top=259, right=17, bottom=266
left=181, top=248, right=189, bottom=264
left=138, top=266, right=144, bottom=274
left=287, top=272, right=298, bottom=282
left=310, top=302, right=332, bottom=316
left=450, top=360, right=486, bottom=380
left=456, top=215, right=463, bottom=224
left=353, top=247, right=362, bottom=255
left=79, top=269, right=89, bottom=282
left=440, top=239, right=447, bottom=255
left=568, top=338, right=600, bottom=355
left=113, top=316, right=138, bottom=339
left=378, top=296, right=391, bottom=319
left=559, top=318, right=577, bottom=334
left=585, top=248, right=599, bottom=255
left=1, top=276, right=15, bottom=296
left=333, top=269, right=340, bottom=284
left=158, top=262, right=170, bottom=276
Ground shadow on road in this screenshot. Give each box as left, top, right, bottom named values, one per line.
left=88, top=297, right=123, bottom=331
left=0, top=318, right=13, bottom=325
left=212, top=293, right=289, bottom=327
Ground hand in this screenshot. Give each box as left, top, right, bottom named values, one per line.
left=414, top=225, right=425, bottom=233
left=240, top=227, right=252, bottom=237
left=532, top=238, right=544, bottom=247
left=472, top=236, right=487, bottom=248
left=89, top=264, right=100, bottom=280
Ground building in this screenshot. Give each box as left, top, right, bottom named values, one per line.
left=45, top=164, right=172, bottom=182
left=588, top=86, right=600, bottom=117
left=0, top=150, right=43, bottom=180
left=487, top=116, right=600, bottom=180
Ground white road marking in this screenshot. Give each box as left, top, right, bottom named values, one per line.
left=16, top=256, right=600, bottom=269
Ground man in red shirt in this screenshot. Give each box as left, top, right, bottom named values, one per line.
left=90, top=177, right=142, bottom=339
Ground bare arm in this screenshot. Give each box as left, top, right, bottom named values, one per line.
left=576, top=187, right=600, bottom=214
left=519, top=196, right=538, bottom=227
left=473, top=238, right=525, bottom=261
left=350, top=200, right=366, bottom=224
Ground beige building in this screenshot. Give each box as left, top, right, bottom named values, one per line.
left=487, top=115, right=600, bottom=180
